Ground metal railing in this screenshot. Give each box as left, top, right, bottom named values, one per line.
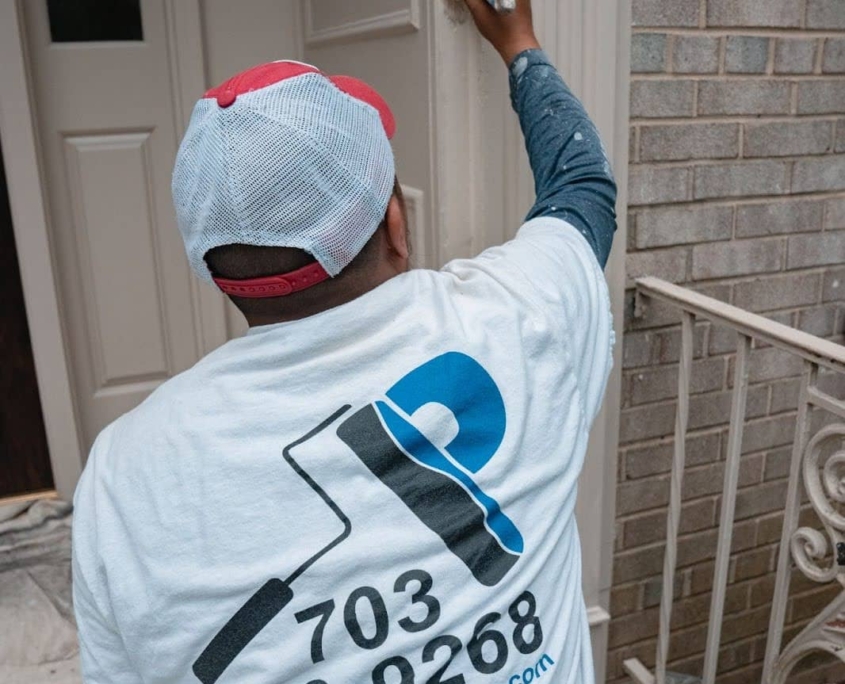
left=623, top=277, right=845, bottom=684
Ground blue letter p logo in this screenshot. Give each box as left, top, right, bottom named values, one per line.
left=337, top=352, right=523, bottom=586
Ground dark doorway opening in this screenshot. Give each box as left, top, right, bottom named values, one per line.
left=0, top=141, right=54, bottom=498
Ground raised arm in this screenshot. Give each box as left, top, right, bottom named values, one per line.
left=463, top=0, right=618, bottom=268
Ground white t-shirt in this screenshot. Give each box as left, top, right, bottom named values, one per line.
left=72, top=218, right=615, bottom=684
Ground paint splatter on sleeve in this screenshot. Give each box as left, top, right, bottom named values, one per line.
left=508, top=49, right=617, bottom=268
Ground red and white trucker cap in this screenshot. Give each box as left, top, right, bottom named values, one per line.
left=172, top=60, right=396, bottom=298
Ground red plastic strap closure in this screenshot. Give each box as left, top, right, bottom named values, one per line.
left=212, top=262, right=330, bottom=299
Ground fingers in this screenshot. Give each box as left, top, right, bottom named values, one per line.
left=463, top=0, right=495, bottom=22
left=461, top=0, right=538, bottom=65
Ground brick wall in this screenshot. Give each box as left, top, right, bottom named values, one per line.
left=609, top=1, right=845, bottom=682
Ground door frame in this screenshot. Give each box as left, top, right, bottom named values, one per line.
left=0, top=0, right=222, bottom=501
left=0, top=0, right=81, bottom=501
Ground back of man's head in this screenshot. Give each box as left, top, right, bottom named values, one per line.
left=172, top=61, right=407, bottom=325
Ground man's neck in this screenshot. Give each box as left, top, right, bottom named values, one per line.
left=242, top=265, right=403, bottom=328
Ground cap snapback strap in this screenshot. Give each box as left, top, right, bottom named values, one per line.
left=212, top=262, right=330, bottom=299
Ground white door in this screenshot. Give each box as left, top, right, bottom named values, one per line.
left=299, top=2, right=629, bottom=681
left=301, top=0, right=436, bottom=268
left=22, top=0, right=226, bottom=453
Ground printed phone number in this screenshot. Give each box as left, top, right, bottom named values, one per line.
left=292, top=569, right=544, bottom=683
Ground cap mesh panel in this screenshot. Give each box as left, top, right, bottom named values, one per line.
left=172, top=73, right=395, bottom=281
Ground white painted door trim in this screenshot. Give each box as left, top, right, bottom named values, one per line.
left=576, top=3, right=632, bottom=682
left=0, top=0, right=221, bottom=501
left=0, top=0, right=83, bottom=501
left=429, top=2, right=631, bottom=680
left=162, top=0, right=230, bottom=356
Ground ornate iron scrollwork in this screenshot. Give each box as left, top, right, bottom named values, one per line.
left=791, top=424, right=845, bottom=584
left=773, top=423, right=845, bottom=684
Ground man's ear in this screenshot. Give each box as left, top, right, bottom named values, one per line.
left=385, top=194, right=409, bottom=260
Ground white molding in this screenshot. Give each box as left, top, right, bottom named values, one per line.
left=164, top=0, right=229, bottom=356
left=0, top=0, right=83, bottom=500
left=428, top=2, right=483, bottom=264
left=291, top=0, right=306, bottom=66
left=587, top=605, right=612, bottom=627
left=429, top=2, right=630, bottom=680
left=624, top=658, right=657, bottom=684
left=303, top=0, right=420, bottom=48
left=575, top=3, right=632, bottom=683
left=400, top=184, right=433, bottom=269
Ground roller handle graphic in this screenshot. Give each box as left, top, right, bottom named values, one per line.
left=191, top=406, right=352, bottom=684
left=193, top=579, right=293, bottom=684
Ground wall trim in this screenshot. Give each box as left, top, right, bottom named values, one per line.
left=429, top=1, right=631, bottom=679
left=428, top=2, right=482, bottom=263
left=163, top=0, right=229, bottom=357
left=303, top=0, right=420, bottom=48
left=587, top=605, right=613, bottom=627
left=400, top=184, right=433, bottom=269
left=0, top=1, right=83, bottom=500
left=575, top=3, right=632, bottom=682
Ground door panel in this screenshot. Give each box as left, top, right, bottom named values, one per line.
left=0, top=142, right=54, bottom=498
left=304, top=0, right=420, bottom=46
left=301, top=0, right=435, bottom=268
left=23, top=0, right=210, bottom=452
left=63, top=133, right=171, bottom=387
left=303, top=3, right=627, bottom=679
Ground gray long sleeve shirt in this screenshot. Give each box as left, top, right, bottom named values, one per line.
left=509, top=49, right=618, bottom=268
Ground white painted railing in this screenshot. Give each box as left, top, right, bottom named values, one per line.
left=623, top=277, right=845, bottom=684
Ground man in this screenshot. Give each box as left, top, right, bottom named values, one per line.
left=72, top=1, right=617, bottom=682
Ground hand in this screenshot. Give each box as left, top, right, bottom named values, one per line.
left=462, top=0, right=541, bottom=66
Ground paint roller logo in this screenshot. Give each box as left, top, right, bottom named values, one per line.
left=192, top=352, right=522, bottom=683
left=338, top=352, right=523, bottom=585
